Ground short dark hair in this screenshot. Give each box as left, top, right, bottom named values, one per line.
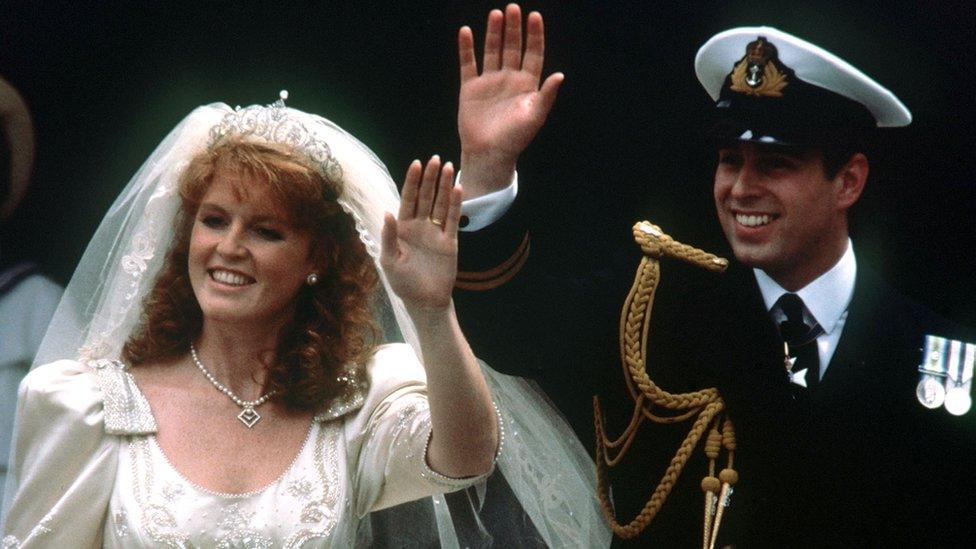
left=709, top=133, right=873, bottom=180
left=819, top=131, right=874, bottom=179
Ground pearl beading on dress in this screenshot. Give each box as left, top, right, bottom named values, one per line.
left=419, top=401, right=505, bottom=487
left=189, top=343, right=277, bottom=428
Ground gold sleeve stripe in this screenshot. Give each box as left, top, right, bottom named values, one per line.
left=455, top=233, right=530, bottom=291
left=455, top=246, right=529, bottom=290
left=457, top=232, right=530, bottom=282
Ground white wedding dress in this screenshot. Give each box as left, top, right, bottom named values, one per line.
left=1, top=100, right=611, bottom=548
left=7, top=344, right=491, bottom=547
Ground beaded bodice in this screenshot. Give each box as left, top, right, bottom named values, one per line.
left=105, top=422, right=351, bottom=548
left=2, top=346, right=500, bottom=548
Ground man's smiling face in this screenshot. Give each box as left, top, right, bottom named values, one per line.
left=713, top=142, right=850, bottom=288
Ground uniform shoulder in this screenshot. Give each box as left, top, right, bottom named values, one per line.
left=857, top=266, right=965, bottom=338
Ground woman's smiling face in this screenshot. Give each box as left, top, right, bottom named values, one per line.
left=188, top=174, right=317, bottom=328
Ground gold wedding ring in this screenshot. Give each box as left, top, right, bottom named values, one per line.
left=429, top=217, right=445, bottom=226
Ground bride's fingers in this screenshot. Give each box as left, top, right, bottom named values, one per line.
left=380, top=212, right=399, bottom=262
left=429, top=161, right=454, bottom=228
left=398, top=160, right=422, bottom=220
left=445, top=184, right=464, bottom=235
left=416, top=155, right=441, bottom=219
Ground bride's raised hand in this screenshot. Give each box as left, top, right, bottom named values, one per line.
left=381, top=156, right=462, bottom=311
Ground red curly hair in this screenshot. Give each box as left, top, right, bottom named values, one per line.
left=122, top=137, right=379, bottom=411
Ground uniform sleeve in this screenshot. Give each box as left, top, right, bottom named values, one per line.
left=455, top=176, right=531, bottom=291
left=344, top=344, right=495, bottom=515
left=2, top=360, right=118, bottom=548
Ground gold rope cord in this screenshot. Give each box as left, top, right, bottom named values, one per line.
left=593, top=221, right=737, bottom=544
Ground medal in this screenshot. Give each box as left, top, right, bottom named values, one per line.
left=944, top=341, right=974, bottom=416
left=917, top=336, right=974, bottom=415
left=783, top=342, right=808, bottom=388
left=915, top=375, right=946, bottom=409
left=917, top=335, right=949, bottom=408
left=944, top=385, right=972, bottom=416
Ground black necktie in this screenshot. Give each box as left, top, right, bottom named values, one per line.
left=775, top=293, right=824, bottom=388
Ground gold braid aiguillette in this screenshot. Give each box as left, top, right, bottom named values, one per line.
left=593, top=221, right=736, bottom=543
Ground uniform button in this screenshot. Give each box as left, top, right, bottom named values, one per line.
left=459, top=215, right=470, bottom=228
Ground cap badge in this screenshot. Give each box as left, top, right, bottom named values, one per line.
left=730, top=37, right=788, bottom=97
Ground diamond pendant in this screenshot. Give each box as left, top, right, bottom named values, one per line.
left=238, top=406, right=261, bottom=428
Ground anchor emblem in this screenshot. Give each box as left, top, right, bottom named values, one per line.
left=730, top=36, right=789, bottom=97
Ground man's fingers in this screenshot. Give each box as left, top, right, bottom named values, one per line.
left=537, top=72, right=565, bottom=118
left=398, top=160, right=422, bottom=220
left=522, top=11, right=545, bottom=79
left=458, top=26, right=478, bottom=82
left=483, top=9, right=503, bottom=72
left=501, top=3, right=523, bottom=70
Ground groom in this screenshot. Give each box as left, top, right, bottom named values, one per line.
left=453, top=5, right=975, bottom=546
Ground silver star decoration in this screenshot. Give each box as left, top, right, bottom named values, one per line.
left=789, top=365, right=808, bottom=388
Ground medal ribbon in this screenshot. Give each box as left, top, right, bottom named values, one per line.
left=919, top=335, right=949, bottom=377
left=947, top=341, right=975, bottom=386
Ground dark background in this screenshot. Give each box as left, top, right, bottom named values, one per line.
left=1, top=0, right=973, bottom=327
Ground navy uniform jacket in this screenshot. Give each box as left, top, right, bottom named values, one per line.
left=455, top=197, right=976, bottom=547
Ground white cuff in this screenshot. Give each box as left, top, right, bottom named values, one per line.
left=457, top=170, right=518, bottom=232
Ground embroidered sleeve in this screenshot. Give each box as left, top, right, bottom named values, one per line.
left=344, top=344, right=499, bottom=515
left=89, top=359, right=156, bottom=435
left=3, top=360, right=119, bottom=548
left=419, top=401, right=503, bottom=486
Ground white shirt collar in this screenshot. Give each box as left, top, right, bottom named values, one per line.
left=754, top=238, right=857, bottom=335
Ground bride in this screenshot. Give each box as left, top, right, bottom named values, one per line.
left=1, top=93, right=606, bottom=546
left=3, top=5, right=607, bottom=545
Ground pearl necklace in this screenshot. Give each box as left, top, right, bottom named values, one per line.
left=190, top=343, right=277, bottom=428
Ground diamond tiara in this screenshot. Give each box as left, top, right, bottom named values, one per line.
left=208, top=90, right=344, bottom=182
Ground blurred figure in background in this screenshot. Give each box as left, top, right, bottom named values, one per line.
left=0, top=76, right=61, bottom=505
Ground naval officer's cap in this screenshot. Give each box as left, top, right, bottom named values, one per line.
left=695, top=26, right=911, bottom=147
